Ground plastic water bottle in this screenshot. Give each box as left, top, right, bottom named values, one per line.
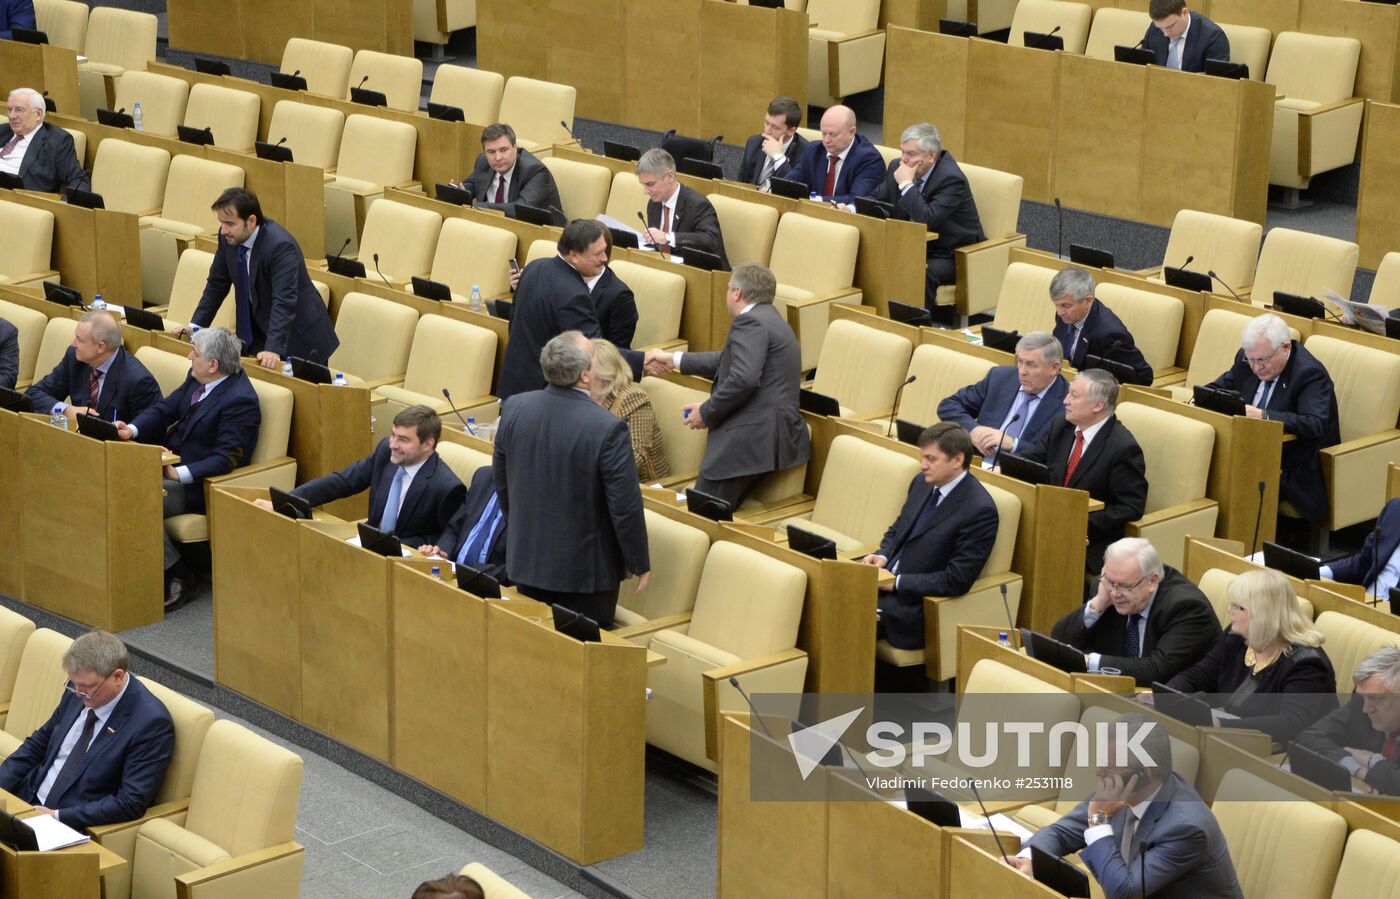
left=998, top=631, right=1012, bottom=648
left=465, top=415, right=479, bottom=436
left=468, top=285, right=484, bottom=314
left=332, top=372, right=347, bottom=387
left=430, top=566, right=441, bottom=581
left=132, top=102, right=144, bottom=132
left=90, top=292, right=106, bottom=311
left=281, top=360, right=293, bottom=377
left=48, top=409, right=68, bottom=430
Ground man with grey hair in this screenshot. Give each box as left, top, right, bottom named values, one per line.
left=1051, top=537, right=1219, bottom=685
left=860, top=122, right=984, bottom=317
left=1049, top=266, right=1153, bottom=385
left=938, top=331, right=1069, bottom=464
left=1023, top=369, right=1147, bottom=575
left=637, top=148, right=727, bottom=268
left=1203, top=311, right=1338, bottom=524
left=27, top=310, right=162, bottom=422
left=1294, top=646, right=1400, bottom=795
left=1, top=86, right=88, bottom=192
left=118, top=327, right=261, bottom=611
left=0, top=629, right=174, bottom=830
left=494, top=332, right=649, bottom=627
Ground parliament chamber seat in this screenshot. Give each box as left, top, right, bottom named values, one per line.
left=0, top=628, right=72, bottom=758
left=324, top=114, right=420, bottom=256
left=542, top=155, right=611, bottom=221
left=1314, top=611, right=1399, bottom=697
left=77, top=7, right=158, bottom=118
left=111, top=69, right=190, bottom=138
left=1115, top=401, right=1219, bottom=570
left=872, top=142, right=900, bottom=168
left=328, top=291, right=420, bottom=386
left=33, top=0, right=88, bottom=53
left=345, top=49, right=424, bottom=114
left=944, top=0, right=1016, bottom=35
left=1370, top=252, right=1400, bottom=305
left=523, top=238, right=554, bottom=266
left=139, top=155, right=247, bottom=305
left=0, top=200, right=56, bottom=290
left=0, top=298, right=46, bottom=389
left=153, top=248, right=235, bottom=336
left=607, top=259, right=686, bottom=351
left=1219, top=22, right=1272, bottom=82
left=604, top=170, right=648, bottom=228
left=1145, top=208, right=1262, bottom=292
left=934, top=162, right=1026, bottom=320
left=90, top=139, right=171, bottom=215
left=767, top=212, right=861, bottom=372
left=1092, top=282, right=1184, bottom=382
left=1265, top=32, right=1364, bottom=191
left=266, top=100, right=346, bottom=171
left=1330, top=830, right=1400, bottom=898
left=641, top=540, right=808, bottom=772
left=1007, top=0, right=1092, bottom=54
left=435, top=441, right=491, bottom=486
left=804, top=0, right=885, bottom=108
left=807, top=318, right=913, bottom=418
left=1195, top=568, right=1312, bottom=626
left=428, top=65, right=505, bottom=127
left=181, top=83, right=262, bottom=153
left=414, top=0, right=474, bottom=48
left=1083, top=8, right=1150, bottom=62
left=458, top=862, right=531, bottom=899
left=279, top=38, right=355, bottom=99
left=426, top=217, right=517, bottom=302
left=638, top=377, right=710, bottom=483
left=987, top=261, right=1056, bottom=336
left=708, top=194, right=779, bottom=269
left=64, top=127, right=86, bottom=165
left=130, top=719, right=304, bottom=899
left=1165, top=306, right=1278, bottom=402
left=1249, top=227, right=1358, bottom=307
left=354, top=199, right=443, bottom=288
left=0, top=607, right=35, bottom=711
left=880, top=342, right=995, bottom=433
left=497, top=76, right=576, bottom=154
left=776, top=433, right=920, bottom=555
left=31, top=316, right=77, bottom=386
left=614, top=510, right=710, bottom=630
left=372, top=314, right=497, bottom=441
left=1210, top=769, right=1346, bottom=899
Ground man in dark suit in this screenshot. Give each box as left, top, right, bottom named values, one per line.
left=455, top=122, right=565, bottom=226
left=1321, top=498, right=1400, bottom=599
left=506, top=227, right=638, bottom=348
left=0, top=630, right=174, bottom=831
left=269, top=404, right=465, bottom=549
left=418, top=465, right=508, bottom=584
left=185, top=188, right=339, bottom=369
left=494, top=332, right=649, bottom=627
left=1142, top=0, right=1230, bottom=73
left=862, top=423, right=1000, bottom=650
left=1203, top=312, right=1339, bottom=524
left=1023, top=369, right=1148, bottom=575
left=778, top=104, right=884, bottom=204
left=117, top=328, right=261, bottom=610
left=1051, top=537, right=1220, bottom=685
left=1, top=87, right=88, bottom=192
left=27, top=311, right=162, bottom=423
left=937, top=331, right=1068, bottom=465
left=1049, top=266, right=1153, bottom=386
left=0, top=315, right=18, bottom=389
left=0, top=1, right=35, bottom=40
left=1016, top=714, right=1242, bottom=897
left=861, top=122, right=985, bottom=312
left=638, top=148, right=728, bottom=269
left=738, top=96, right=808, bottom=191
left=643, top=264, right=810, bottom=509
left=1294, top=647, right=1400, bottom=796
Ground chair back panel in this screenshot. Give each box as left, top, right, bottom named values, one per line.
left=608, top=260, right=685, bottom=348
left=769, top=213, right=859, bottom=295
left=1114, top=403, right=1213, bottom=512
left=1314, top=611, right=1399, bottom=696
left=1185, top=307, right=1255, bottom=388
left=1220, top=23, right=1272, bottom=82
left=34, top=0, right=88, bottom=52
left=138, top=677, right=215, bottom=804
left=267, top=101, right=345, bottom=171
left=961, top=163, right=1022, bottom=240
left=357, top=200, right=443, bottom=282
left=134, top=346, right=194, bottom=395
left=167, top=249, right=233, bottom=331
left=328, top=292, right=419, bottom=381
left=900, top=343, right=996, bottom=427
left=159, top=156, right=245, bottom=231
left=618, top=510, right=710, bottom=621
left=185, top=719, right=303, bottom=856
left=91, top=139, right=170, bottom=215
left=982, top=482, right=1021, bottom=576
left=430, top=218, right=517, bottom=300
left=0, top=607, right=35, bottom=708
left=1251, top=227, right=1358, bottom=308
left=404, top=315, right=496, bottom=401
left=280, top=37, right=355, bottom=98
left=1211, top=768, right=1346, bottom=899
left=810, top=435, right=921, bottom=548
left=1304, top=335, right=1400, bottom=443
left=0, top=298, right=46, bottom=383
left=112, top=71, right=190, bottom=137
left=1084, top=8, right=1150, bottom=61
left=498, top=77, right=576, bottom=145
left=429, top=65, right=505, bottom=126
left=336, top=115, right=417, bottom=187
left=1094, top=284, right=1182, bottom=374
left=33, top=316, right=77, bottom=382
left=1265, top=32, right=1361, bottom=105
left=4, top=628, right=72, bottom=741
left=1161, top=209, right=1262, bottom=289
left=83, top=7, right=157, bottom=71
left=345, top=49, right=424, bottom=112
left=247, top=377, right=294, bottom=463
left=436, top=442, right=492, bottom=485
left=804, top=0, right=878, bottom=33
left=810, top=320, right=913, bottom=417
left=604, top=170, right=649, bottom=226
left=1008, top=0, right=1092, bottom=53
left=183, top=83, right=261, bottom=152
left=1332, top=829, right=1400, bottom=899
left=990, top=262, right=1057, bottom=335
left=0, top=200, right=53, bottom=282
left=542, top=156, right=611, bottom=221
left=687, top=542, right=807, bottom=658
left=639, top=378, right=709, bottom=474
left=710, top=195, right=779, bottom=269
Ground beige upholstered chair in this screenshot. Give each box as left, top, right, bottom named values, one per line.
left=435, top=442, right=492, bottom=486
left=0, top=201, right=56, bottom=288
left=64, top=128, right=86, bottom=166
left=324, top=115, right=419, bottom=256
left=0, top=628, right=71, bottom=757
left=615, top=510, right=710, bottom=629
left=1116, top=403, right=1218, bottom=570
left=414, top=0, right=475, bottom=46
left=266, top=100, right=345, bottom=171
left=1145, top=209, right=1262, bottom=292
left=640, top=541, right=808, bottom=771
left=328, top=292, right=419, bottom=385
left=458, top=862, right=531, bottom=899
left=1314, top=611, right=1399, bottom=697
left=638, top=377, right=710, bottom=482
left=77, top=7, right=157, bottom=118
left=0, top=298, right=47, bottom=389
left=111, top=70, right=190, bottom=137
left=777, top=434, right=920, bottom=554
left=873, top=143, right=901, bottom=168
left=768, top=212, right=862, bottom=371
left=1166, top=307, right=1259, bottom=401
left=1248, top=227, right=1358, bottom=307
left=182, top=83, right=261, bottom=153
left=1008, top=0, right=1092, bottom=54
left=604, top=170, right=648, bottom=227
left=1371, top=252, right=1400, bottom=306
left=542, top=156, right=611, bottom=221
left=428, top=218, right=517, bottom=302
left=373, top=315, right=497, bottom=443
left=279, top=38, right=354, bottom=98
left=875, top=342, right=996, bottom=433
left=130, top=720, right=303, bottom=899
left=156, top=249, right=234, bottom=333
left=608, top=259, right=686, bottom=351
left=1093, top=283, right=1184, bottom=382
left=428, top=65, right=504, bottom=126
left=355, top=200, right=443, bottom=287
left=345, top=49, right=423, bottom=113
left=91, top=139, right=170, bottom=215
left=949, top=0, right=1016, bottom=33
left=935, top=162, right=1027, bottom=320
left=0, top=608, right=34, bottom=711
left=32, top=317, right=77, bottom=385
left=1211, top=769, right=1346, bottom=899
left=498, top=77, right=576, bottom=153
left=1196, top=568, right=1312, bottom=627
left=988, top=261, right=1057, bottom=336
left=1083, top=8, right=1150, bottom=61
left=709, top=194, right=779, bottom=269
left=808, top=319, right=914, bottom=418
left=34, top=0, right=87, bottom=53
left=805, top=0, right=886, bottom=108
left=1331, top=829, right=1400, bottom=898
left=1266, top=32, right=1364, bottom=191
left=524, top=238, right=554, bottom=266
left=139, top=156, right=245, bottom=305
left=1304, top=335, right=1400, bottom=531
left=1220, top=22, right=1271, bottom=81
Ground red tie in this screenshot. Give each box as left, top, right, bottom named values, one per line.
left=1064, top=430, right=1085, bottom=485
left=1384, top=733, right=1397, bottom=762
left=494, top=174, right=506, bottom=203
left=88, top=367, right=101, bottom=408
left=661, top=204, right=671, bottom=235
left=823, top=153, right=839, bottom=198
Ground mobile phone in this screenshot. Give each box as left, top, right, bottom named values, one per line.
left=508, top=259, right=520, bottom=273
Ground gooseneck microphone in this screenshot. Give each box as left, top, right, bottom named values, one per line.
left=637, top=211, right=658, bottom=247
left=272, top=136, right=288, bottom=149
left=968, top=778, right=1011, bottom=863
left=729, top=676, right=776, bottom=740
left=372, top=253, right=391, bottom=288
left=988, top=413, right=1021, bottom=470
left=1030, top=25, right=1062, bottom=49
left=1178, top=254, right=1195, bottom=271
left=885, top=375, right=917, bottom=439
left=329, top=237, right=352, bottom=263
left=999, top=582, right=1017, bottom=647
left=354, top=74, right=370, bottom=91
left=1054, top=197, right=1064, bottom=259
left=1208, top=270, right=1244, bottom=304
left=442, top=388, right=477, bottom=435
left=1249, top=480, right=1266, bottom=558
left=559, top=120, right=577, bottom=140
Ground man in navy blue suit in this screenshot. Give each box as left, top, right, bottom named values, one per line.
left=418, top=465, right=508, bottom=584
left=0, top=0, right=35, bottom=41
left=1321, top=498, right=1400, bottom=600
left=1142, top=0, right=1230, bottom=74
left=0, top=630, right=174, bottom=831
left=773, top=105, right=883, bottom=204
left=0, top=315, right=18, bottom=390
left=936, top=332, right=1069, bottom=465
left=1050, top=267, right=1154, bottom=386
left=27, top=311, right=162, bottom=424
left=118, top=328, right=261, bottom=611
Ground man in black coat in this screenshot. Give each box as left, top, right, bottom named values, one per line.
left=591, top=265, right=638, bottom=349
left=1022, top=369, right=1148, bottom=575
left=1051, top=537, right=1220, bottom=685
left=1293, top=646, right=1400, bottom=796
left=494, top=332, right=649, bottom=627
left=0, top=316, right=19, bottom=390
left=1203, top=312, right=1339, bottom=524
left=1142, top=0, right=1230, bottom=74
left=638, top=148, right=728, bottom=270
left=417, top=465, right=508, bottom=584
left=738, top=96, right=808, bottom=191
left=1049, top=266, right=1154, bottom=386
left=863, top=423, right=1000, bottom=650
left=186, top=188, right=339, bottom=369
left=27, top=311, right=162, bottom=423
left=0, top=87, right=88, bottom=193
left=455, top=122, right=565, bottom=226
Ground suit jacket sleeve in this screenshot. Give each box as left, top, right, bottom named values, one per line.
left=127, top=364, right=166, bottom=421
left=48, top=127, right=90, bottom=192
left=844, top=150, right=885, bottom=203
left=1027, top=799, right=1090, bottom=859
left=24, top=353, right=73, bottom=413
left=191, top=247, right=233, bottom=330
left=936, top=376, right=990, bottom=433
left=896, top=498, right=999, bottom=598
left=601, top=421, right=649, bottom=575
left=59, top=710, right=175, bottom=831
left=738, top=136, right=761, bottom=184
left=294, top=443, right=381, bottom=507
left=185, top=389, right=261, bottom=482
left=699, top=314, right=764, bottom=426
left=1200, top=22, right=1230, bottom=67
left=1163, top=633, right=1229, bottom=694
left=559, top=287, right=602, bottom=339
left=604, top=285, right=639, bottom=348
left=515, top=162, right=560, bottom=213
left=679, top=350, right=721, bottom=380
left=128, top=388, right=182, bottom=445
left=1292, top=699, right=1361, bottom=765
left=0, top=696, right=62, bottom=793
left=1270, top=364, right=1336, bottom=444
left=901, top=170, right=974, bottom=235
left=1080, top=816, right=1210, bottom=899
left=1203, top=359, right=1241, bottom=394
left=674, top=193, right=724, bottom=259
left=1229, top=654, right=1337, bottom=744
left=0, top=323, right=17, bottom=390
left=1327, top=501, right=1396, bottom=583
left=0, top=0, right=35, bottom=37
left=260, top=237, right=307, bottom=358
left=1088, top=435, right=1147, bottom=542
left=1098, top=593, right=1221, bottom=685
left=432, top=477, right=467, bottom=546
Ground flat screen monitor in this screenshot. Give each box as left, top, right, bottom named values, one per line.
left=1031, top=846, right=1091, bottom=897
left=1261, top=540, right=1321, bottom=582
left=786, top=525, right=838, bottom=560
left=268, top=486, right=312, bottom=519
left=980, top=325, right=1020, bottom=353
left=1204, top=59, right=1249, bottom=79
left=434, top=183, right=474, bottom=206
left=895, top=418, right=925, bottom=447
left=193, top=57, right=232, bottom=76
left=939, top=19, right=978, bottom=38
left=1272, top=291, right=1327, bottom=320
left=552, top=604, right=601, bottom=643
left=685, top=487, right=732, bottom=522
left=411, top=276, right=452, bottom=302
left=356, top=522, right=402, bottom=557
left=289, top=356, right=333, bottom=385
left=602, top=140, right=642, bottom=162
left=1024, top=31, right=1064, bottom=51
left=122, top=305, right=164, bottom=331
left=887, top=300, right=932, bottom=326
left=1151, top=681, right=1214, bottom=728
left=768, top=176, right=809, bottom=200
left=998, top=451, right=1048, bottom=485
left=1288, top=742, right=1353, bottom=792
left=1164, top=266, right=1212, bottom=293
left=1192, top=385, right=1246, bottom=417
left=255, top=141, right=293, bottom=163
left=1114, top=45, right=1155, bottom=66
left=1020, top=628, right=1087, bottom=674
left=455, top=564, right=501, bottom=598
left=269, top=71, right=308, bottom=91
left=426, top=102, right=464, bottom=122
left=1068, top=243, right=1114, bottom=270
left=75, top=413, right=120, bottom=441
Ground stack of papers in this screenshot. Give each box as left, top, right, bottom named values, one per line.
left=23, top=814, right=90, bottom=851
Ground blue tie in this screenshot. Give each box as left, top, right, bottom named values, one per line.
left=1123, top=613, right=1142, bottom=658
left=379, top=467, right=406, bottom=533
left=234, top=244, right=254, bottom=345
left=456, top=493, right=503, bottom=567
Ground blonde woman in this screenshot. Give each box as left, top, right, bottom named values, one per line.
left=589, top=339, right=670, bottom=483
left=1164, top=568, right=1336, bottom=743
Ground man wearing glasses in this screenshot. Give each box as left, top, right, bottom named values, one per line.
left=0, top=630, right=174, bottom=830
left=1050, top=538, right=1220, bottom=686
left=1203, top=312, right=1339, bottom=525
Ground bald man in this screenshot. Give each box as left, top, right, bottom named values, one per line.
left=778, top=105, right=884, bottom=204
left=1, top=87, right=88, bottom=193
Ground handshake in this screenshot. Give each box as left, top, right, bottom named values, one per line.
left=643, top=348, right=676, bottom=377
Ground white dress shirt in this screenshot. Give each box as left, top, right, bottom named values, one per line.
left=0, top=127, right=36, bottom=176
left=1167, top=16, right=1192, bottom=70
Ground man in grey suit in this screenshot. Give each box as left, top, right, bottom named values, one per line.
left=453, top=122, right=565, bottom=226
left=1, top=87, right=88, bottom=193
left=1015, top=714, right=1242, bottom=898
left=494, top=332, right=649, bottom=627
left=645, top=264, right=810, bottom=509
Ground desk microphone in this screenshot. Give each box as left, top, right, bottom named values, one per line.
left=636, top=211, right=658, bottom=248
left=354, top=74, right=370, bottom=92
left=372, top=253, right=392, bottom=288
left=272, top=136, right=288, bottom=150
left=988, top=413, right=1021, bottom=470
left=885, top=375, right=917, bottom=438
left=1207, top=270, right=1244, bottom=303
left=1054, top=197, right=1064, bottom=259
left=1177, top=254, right=1196, bottom=271
left=559, top=120, right=577, bottom=140
left=1030, top=25, right=1062, bottom=48
left=287, top=69, right=301, bottom=80
left=729, top=676, right=776, bottom=740
left=328, top=237, right=352, bottom=264
left=548, top=205, right=567, bottom=226
left=441, top=388, right=477, bottom=435
left=1133, top=36, right=1148, bottom=49
left=999, top=582, right=1017, bottom=647
left=968, top=778, right=1011, bottom=863
left=1248, top=479, right=1265, bottom=558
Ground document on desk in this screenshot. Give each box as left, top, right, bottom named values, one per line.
left=956, top=810, right=1036, bottom=841
left=23, top=813, right=91, bottom=850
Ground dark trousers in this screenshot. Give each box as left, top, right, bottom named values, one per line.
left=924, top=255, right=957, bottom=312
left=161, top=478, right=187, bottom=570
left=517, top=583, right=620, bottom=629
left=695, top=473, right=763, bottom=512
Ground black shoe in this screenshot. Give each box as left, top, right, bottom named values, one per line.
left=164, top=574, right=195, bottom=613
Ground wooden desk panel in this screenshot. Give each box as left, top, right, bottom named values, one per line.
left=965, top=41, right=1059, bottom=204
left=313, top=0, right=414, bottom=58
left=1357, top=101, right=1400, bottom=270
left=1300, top=0, right=1400, bottom=104
left=166, top=0, right=407, bottom=63
left=826, top=771, right=945, bottom=896
left=1054, top=55, right=1146, bottom=222
left=241, top=0, right=313, bottom=65
left=0, top=40, right=79, bottom=117
left=478, top=0, right=552, bottom=83
left=699, top=2, right=809, bottom=147
left=1, top=190, right=141, bottom=309
left=0, top=410, right=22, bottom=598
left=884, top=27, right=969, bottom=158
left=550, top=0, right=625, bottom=124
left=1208, top=0, right=1301, bottom=39
left=622, top=0, right=704, bottom=133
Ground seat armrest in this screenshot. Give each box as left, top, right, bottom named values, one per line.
left=703, top=647, right=809, bottom=683
left=614, top=613, right=693, bottom=642
left=702, top=649, right=809, bottom=761
left=204, top=457, right=297, bottom=486
left=783, top=286, right=862, bottom=312
left=656, top=469, right=699, bottom=489
left=175, top=841, right=304, bottom=894
left=1319, top=429, right=1400, bottom=458
left=89, top=798, right=189, bottom=843
left=1127, top=496, right=1217, bottom=529
left=741, top=496, right=815, bottom=526
left=362, top=375, right=407, bottom=390
left=1297, top=96, right=1365, bottom=118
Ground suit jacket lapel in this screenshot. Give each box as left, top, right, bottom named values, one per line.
left=17, top=126, right=43, bottom=178
left=1067, top=418, right=1113, bottom=488
left=395, top=454, right=436, bottom=524
left=47, top=685, right=138, bottom=804
left=97, top=351, right=124, bottom=414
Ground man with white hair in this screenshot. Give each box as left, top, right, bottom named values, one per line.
left=0, top=86, right=88, bottom=193
left=1294, top=647, right=1400, bottom=796
left=1203, top=312, right=1339, bottom=524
